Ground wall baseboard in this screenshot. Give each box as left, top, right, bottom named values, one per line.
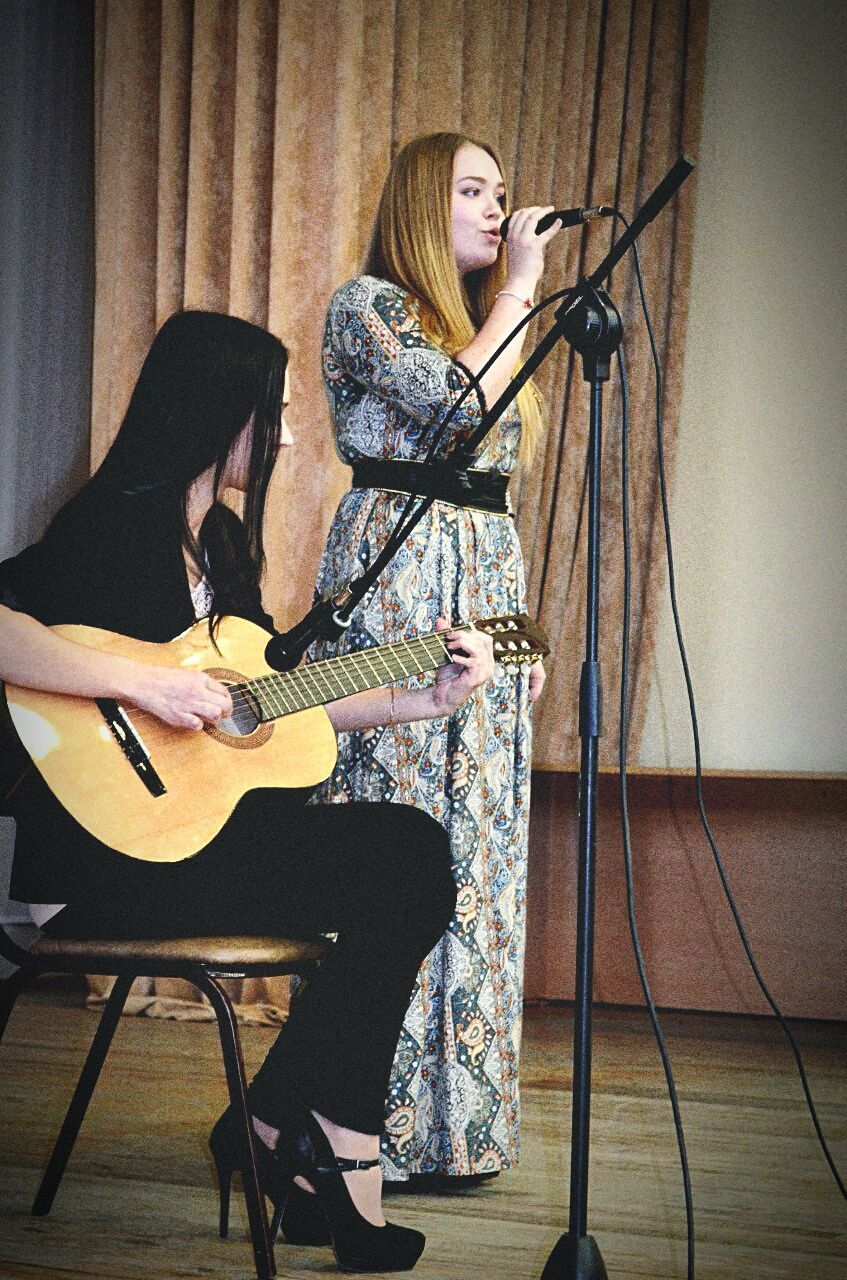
left=526, top=771, right=846, bottom=1020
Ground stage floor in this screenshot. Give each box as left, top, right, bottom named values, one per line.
left=0, top=989, right=844, bottom=1279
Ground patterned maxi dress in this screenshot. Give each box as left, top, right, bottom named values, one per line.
left=312, top=275, right=532, bottom=1179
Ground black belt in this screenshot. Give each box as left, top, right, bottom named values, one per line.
left=351, top=458, right=510, bottom=514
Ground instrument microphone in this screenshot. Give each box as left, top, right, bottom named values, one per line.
left=499, top=205, right=615, bottom=240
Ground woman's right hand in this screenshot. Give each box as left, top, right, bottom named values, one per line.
left=503, top=205, right=562, bottom=295
left=0, top=604, right=232, bottom=732
left=123, top=664, right=233, bottom=731
left=456, top=206, right=561, bottom=404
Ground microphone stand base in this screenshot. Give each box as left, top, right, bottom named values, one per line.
left=540, top=1234, right=609, bottom=1280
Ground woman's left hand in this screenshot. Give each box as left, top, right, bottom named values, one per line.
left=326, top=620, right=493, bottom=734
left=429, top=619, right=495, bottom=715
left=529, top=659, right=546, bottom=702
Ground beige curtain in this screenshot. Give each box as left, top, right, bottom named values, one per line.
left=91, top=0, right=708, bottom=1015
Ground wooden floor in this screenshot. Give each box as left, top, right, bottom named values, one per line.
left=0, top=988, right=844, bottom=1280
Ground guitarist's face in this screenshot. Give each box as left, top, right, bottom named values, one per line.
left=224, top=375, right=293, bottom=492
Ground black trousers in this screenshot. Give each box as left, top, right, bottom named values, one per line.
left=43, top=796, right=456, bottom=1135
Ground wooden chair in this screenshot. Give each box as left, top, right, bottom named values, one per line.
left=0, top=913, right=331, bottom=1280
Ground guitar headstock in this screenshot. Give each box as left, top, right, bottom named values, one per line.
left=473, top=614, right=550, bottom=666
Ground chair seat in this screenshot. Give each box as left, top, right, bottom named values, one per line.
left=0, top=839, right=323, bottom=1277
left=31, top=933, right=331, bottom=972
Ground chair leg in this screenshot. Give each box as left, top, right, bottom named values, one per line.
left=32, top=972, right=134, bottom=1216
left=194, top=971, right=276, bottom=1280
left=0, top=962, right=38, bottom=1047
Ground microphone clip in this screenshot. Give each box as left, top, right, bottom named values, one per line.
left=264, top=585, right=356, bottom=672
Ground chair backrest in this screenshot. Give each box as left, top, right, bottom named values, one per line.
left=0, top=803, right=33, bottom=969
left=0, top=913, right=35, bottom=969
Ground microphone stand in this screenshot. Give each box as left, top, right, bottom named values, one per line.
left=452, top=284, right=623, bottom=1280
left=267, top=157, right=694, bottom=1280
left=462, top=157, right=693, bottom=1280
left=538, top=285, right=620, bottom=1280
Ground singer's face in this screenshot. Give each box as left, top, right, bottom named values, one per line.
left=451, top=143, right=506, bottom=276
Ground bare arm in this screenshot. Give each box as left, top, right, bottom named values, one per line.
left=326, top=623, right=494, bottom=734
left=0, top=604, right=232, bottom=730
left=457, top=207, right=562, bottom=406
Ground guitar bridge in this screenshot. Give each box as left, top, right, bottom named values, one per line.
left=96, top=699, right=167, bottom=798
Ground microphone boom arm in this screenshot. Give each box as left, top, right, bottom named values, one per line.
left=264, top=155, right=694, bottom=673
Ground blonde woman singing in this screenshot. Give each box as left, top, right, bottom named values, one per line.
left=312, top=133, right=561, bottom=1185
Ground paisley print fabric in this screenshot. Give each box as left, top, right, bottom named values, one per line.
left=312, top=275, right=532, bottom=1179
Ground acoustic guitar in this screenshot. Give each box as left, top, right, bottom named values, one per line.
left=3, top=613, right=548, bottom=862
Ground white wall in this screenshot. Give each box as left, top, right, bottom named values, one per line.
left=640, top=0, right=847, bottom=772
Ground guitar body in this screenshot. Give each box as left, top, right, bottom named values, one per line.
left=3, top=609, right=548, bottom=864
left=4, top=617, right=337, bottom=863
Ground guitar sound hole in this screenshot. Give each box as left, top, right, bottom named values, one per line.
left=216, top=694, right=261, bottom=738
left=201, top=670, right=272, bottom=750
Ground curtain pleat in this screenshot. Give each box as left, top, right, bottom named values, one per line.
left=156, top=1, right=192, bottom=324
left=92, top=3, right=161, bottom=465
left=92, top=0, right=708, bottom=768
left=515, top=0, right=708, bottom=769
left=184, top=2, right=236, bottom=309
left=229, top=0, right=277, bottom=324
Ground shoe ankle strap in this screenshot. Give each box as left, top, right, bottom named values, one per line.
left=314, top=1155, right=380, bottom=1175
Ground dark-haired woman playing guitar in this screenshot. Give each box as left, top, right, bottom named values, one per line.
left=0, top=310, right=495, bottom=1274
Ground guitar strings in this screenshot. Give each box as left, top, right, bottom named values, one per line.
left=115, top=631, right=459, bottom=729
left=105, top=617, right=533, bottom=731
left=237, top=636, right=458, bottom=719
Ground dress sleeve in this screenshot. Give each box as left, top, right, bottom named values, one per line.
left=324, top=277, right=487, bottom=436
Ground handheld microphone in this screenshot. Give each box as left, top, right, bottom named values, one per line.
left=499, top=205, right=615, bottom=240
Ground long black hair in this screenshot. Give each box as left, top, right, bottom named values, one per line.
left=96, top=310, right=287, bottom=626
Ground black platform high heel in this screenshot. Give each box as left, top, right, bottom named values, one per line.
left=278, top=1181, right=332, bottom=1245
left=287, top=1111, right=425, bottom=1273
left=208, top=1106, right=293, bottom=1241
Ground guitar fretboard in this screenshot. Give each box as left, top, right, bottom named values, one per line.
left=230, top=628, right=464, bottom=723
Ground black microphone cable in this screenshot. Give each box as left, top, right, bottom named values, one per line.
left=348, top=207, right=844, bottom=1240
left=338, top=207, right=622, bottom=596
left=620, top=215, right=846, bottom=1203
left=406, top=223, right=702, bottom=1270
left=287, top=275, right=577, bottom=658
left=339, top=283, right=580, bottom=624
left=616, top=342, right=696, bottom=1279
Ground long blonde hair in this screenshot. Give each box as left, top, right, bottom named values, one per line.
left=364, top=132, right=543, bottom=467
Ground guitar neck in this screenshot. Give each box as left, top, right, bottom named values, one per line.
left=237, top=626, right=467, bottom=723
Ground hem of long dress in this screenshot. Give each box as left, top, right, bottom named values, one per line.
left=381, top=1158, right=520, bottom=1182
